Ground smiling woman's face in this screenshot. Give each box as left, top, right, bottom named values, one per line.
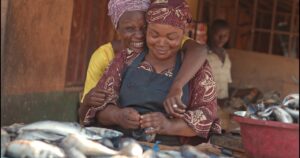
left=146, top=23, right=184, bottom=60
left=117, top=11, right=147, bottom=53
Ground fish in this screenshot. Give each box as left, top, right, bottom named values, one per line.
left=283, top=107, right=299, bottom=120
left=273, top=107, right=294, bottom=123
left=18, top=120, right=102, bottom=140
left=97, top=138, right=115, bottom=149
left=16, top=130, right=64, bottom=143
left=60, top=134, right=119, bottom=156
left=6, top=140, right=65, bottom=158
left=85, top=127, right=123, bottom=139
left=118, top=138, right=143, bottom=157
left=2, top=123, right=25, bottom=139
left=282, top=93, right=299, bottom=109
left=1, top=129, right=10, bottom=157
left=2, top=123, right=25, bottom=134
left=142, top=149, right=156, bottom=158
left=156, top=150, right=183, bottom=158
left=62, top=147, right=87, bottom=158
left=180, top=145, right=210, bottom=158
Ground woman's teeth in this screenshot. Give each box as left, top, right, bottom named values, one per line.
left=131, top=42, right=144, bottom=48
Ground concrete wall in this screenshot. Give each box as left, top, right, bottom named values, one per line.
left=228, top=49, right=299, bottom=97
left=3, top=0, right=73, bottom=95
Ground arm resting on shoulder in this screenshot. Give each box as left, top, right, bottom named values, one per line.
left=163, top=40, right=209, bottom=116
left=174, top=39, right=208, bottom=87
left=78, top=49, right=128, bottom=126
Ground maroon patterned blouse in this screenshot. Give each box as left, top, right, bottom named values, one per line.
left=84, top=48, right=221, bottom=141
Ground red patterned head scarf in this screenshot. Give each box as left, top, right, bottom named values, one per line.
left=108, top=0, right=150, bottom=29
left=146, top=0, right=192, bottom=30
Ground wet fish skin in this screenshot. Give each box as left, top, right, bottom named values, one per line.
left=60, top=134, right=119, bottom=156
left=118, top=138, right=143, bottom=157
left=282, top=94, right=299, bottom=108
left=157, top=150, right=183, bottom=158
left=18, top=120, right=102, bottom=140
left=6, top=140, right=65, bottom=158
left=16, top=130, right=64, bottom=143
left=273, top=107, right=293, bottom=123
left=2, top=123, right=25, bottom=134
left=180, top=145, right=210, bottom=158
left=85, top=127, right=123, bottom=139
left=1, top=129, right=10, bottom=157
left=283, top=107, right=299, bottom=120
left=63, top=147, right=86, bottom=158
left=142, top=149, right=156, bottom=158
left=97, top=138, right=115, bottom=149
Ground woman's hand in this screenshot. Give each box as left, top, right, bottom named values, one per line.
left=83, top=88, right=111, bottom=107
left=140, top=112, right=171, bottom=135
left=115, top=108, right=141, bottom=129
left=163, top=85, right=186, bottom=118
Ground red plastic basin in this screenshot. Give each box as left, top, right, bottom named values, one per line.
left=233, top=115, right=299, bottom=158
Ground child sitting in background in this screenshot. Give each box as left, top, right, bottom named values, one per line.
left=207, top=19, right=232, bottom=106
left=207, top=19, right=232, bottom=132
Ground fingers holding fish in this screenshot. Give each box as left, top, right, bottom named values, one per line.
left=116, top=108, right=140, bottom=129
left=140, top=112, right=170, bottom=134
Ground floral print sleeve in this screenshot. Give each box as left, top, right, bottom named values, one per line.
left=83, top=49, right=140, bottom=125
left=183, top=60, right=222, bottom=138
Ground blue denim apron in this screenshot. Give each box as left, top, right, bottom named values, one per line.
left=118, top=50, right=189, bottom=145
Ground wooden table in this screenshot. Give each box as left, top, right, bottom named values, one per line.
left=138, top=138, right=248, bottom=158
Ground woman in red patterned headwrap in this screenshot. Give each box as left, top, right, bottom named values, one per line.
left=79, top=0, right=210, bottom=126
left=81, top=0, right=221, bottom=146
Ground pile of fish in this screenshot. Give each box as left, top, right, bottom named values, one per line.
left=236, top=93, right=299, bottom=123
left=1, top=120, right=219, bottom=158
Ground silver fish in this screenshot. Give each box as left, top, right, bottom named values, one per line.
left=273, top=107, right=294, bottom=123
left=118, top=138, right=143, bottom=157
left=257, top=106, right=274, bottom=118
left=157, top=150, right=183, bottom=158
left=283, top=107, right=299, bottom=120
left=16, top=130, right=64, bottom=143
left=18, top=120, right=102, bottom=140
left=6, top=140, right=65, bottom=158
left=2, top=123, right=25, bottom=134
left=60, top=134, right=119, bottom=156
left=1, top=129, right=10, bottom=157
left=180, top=145, right=210, bottom=158
left=63, top=147, right=86, bottom=158
left=142, top=149, right=156, bottom=158
left=282, top=93, right=299, bottom=108
left=85, top=127, right=123, bottom=139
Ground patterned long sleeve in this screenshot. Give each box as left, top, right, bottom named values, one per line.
left=183, top=61, right=222, bottom=138
left=83, top=49, right=139, bottom=125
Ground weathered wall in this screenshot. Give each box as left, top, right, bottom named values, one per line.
left=1, top=0, right=76, bottom=126
left=228, top=49, right=299, bottom=97
left=3, top=0, right=73, bottom=95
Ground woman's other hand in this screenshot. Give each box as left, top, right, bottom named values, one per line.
left=83, top=88, right=111, bottom=107
left=163, top=85, right=186, bottom=118
left=116, top=108, right=141, bottom=129
left=140, top=112, right=171, bottom=135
